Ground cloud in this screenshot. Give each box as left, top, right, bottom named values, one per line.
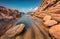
left=20, top=7, right=38, bottom=13
left=20, top=8, right=27, bottom=13
left=20, top=8, right=33, bottom=13
left=28, top=7, right=38, bottom=12
left=34, top=7, right=38, bottom=11
left=29, top=8, right=33, bottom=10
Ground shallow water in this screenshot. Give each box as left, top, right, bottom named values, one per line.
left=16, top=14, right=33, bottom=30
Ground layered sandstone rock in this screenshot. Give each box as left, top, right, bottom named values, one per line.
left=0, top=6, right=22, bottom=36
left=5, top=24, right=25, bottom=37
left=43, top=15, right=57, bottom=26
left=0, top=0, right=60, bottom=39
left=43, top=15, right=51, bottom=21
left=49, top=24, right=60, bottom=39
left=44, top=20, right=57, bottom=26
left=31, top=0, right=60, bottom=39
left=35, top=0, right=60, bottom=15
left=0, top=24, right=25, bottom=39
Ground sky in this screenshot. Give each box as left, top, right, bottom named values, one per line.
left=0, top=0, right=42, bottom=13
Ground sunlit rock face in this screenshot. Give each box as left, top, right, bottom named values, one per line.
left=0, top=24, right=25, bottom=39
left=0, top=6, right=22, bottom=36
left=31, top=0, right=60, bottom=39
left=35, top=0, right=60, bottom=15
left=49, top=24, right=60, bottom=39
left=5, top=24, right=25, bottom=37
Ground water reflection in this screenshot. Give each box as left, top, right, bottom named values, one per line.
left=17, top=14, right=32, bottom=31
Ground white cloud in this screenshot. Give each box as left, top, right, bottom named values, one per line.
left=34, top=7, right=38, bottom=11
left=29, top=8, right=33, bottom=10
left=20, top=7, right=38, bottom=13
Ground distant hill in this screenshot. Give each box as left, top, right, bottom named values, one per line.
left=0, top=6, right=6, bottom=8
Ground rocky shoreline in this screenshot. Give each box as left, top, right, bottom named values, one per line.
left=31, top=0, right=60, bottom=39
left=0, top=0, right=60, bottom=39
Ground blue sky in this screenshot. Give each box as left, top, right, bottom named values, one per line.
left=0, top=0, right=42, bottom=13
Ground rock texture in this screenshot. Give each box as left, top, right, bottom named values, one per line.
left=5, top=24, right=25, bottom=37
left=43, top=15, right=51, bottom=21
left=0, top=24, right=25, bottom=39
left=49, top=24, right=60, bottom=39
left=0, top=6, right=51, bottom=39
left=0, top=6, right=22, bottom=36
left=0, top=0, right=60, bottom=39
left=44, top=20, right=57, bottom=26
left=31, top=0, right=60, bottom=39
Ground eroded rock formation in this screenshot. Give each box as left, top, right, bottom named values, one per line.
left=31, top=0, right=60, bottom=39
left=0, top=0, right=60, bottom=39
left=49, top=24, right=60, bottom=39
left=0, top=6, right=23, bottom=36
left=0, top=24, right=25, bottom=39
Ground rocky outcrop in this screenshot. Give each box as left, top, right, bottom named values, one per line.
left=0, top=6, right=22, bottom=36
left=35, top=0, right=60, bottom=15
left=31, top=0, right=60, bottom=39
left=0, top=0, right=60, bottom=39
left=5, top=24, right=25, bottom=37
left=0, top=24, right=25, bottom=39
left=49, top=24, right=60, bottom=39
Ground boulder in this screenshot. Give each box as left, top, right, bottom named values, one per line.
left=43, top=15, right=51, bottom=21
left=5, top=24, right=25, bottom=37
left=0, top=6, right=22, bottom=36
left=49, top=24, right=60, bottom=39
left=44, top=20, right=57, bottom=26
